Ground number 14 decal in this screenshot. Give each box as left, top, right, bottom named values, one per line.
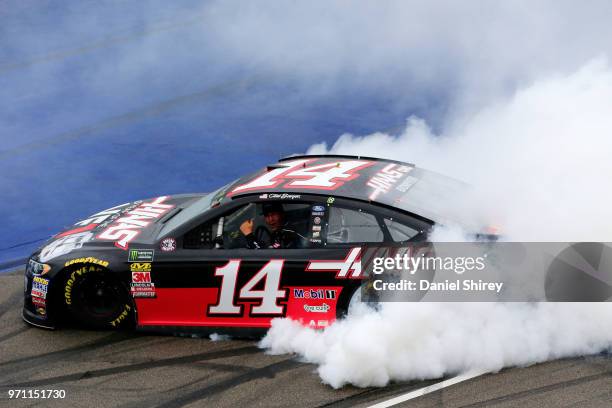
left=208, top=260, right=286, bottom=315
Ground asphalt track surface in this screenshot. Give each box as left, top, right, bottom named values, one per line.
left=0, top=270, right=610, bottom=408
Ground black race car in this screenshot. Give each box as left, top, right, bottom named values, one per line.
left=23, top=155, right=465, bottom=334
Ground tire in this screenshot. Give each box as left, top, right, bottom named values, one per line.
left=62, top=265, right=134, bottom=329
left=336, top=286, right=380, bottom=320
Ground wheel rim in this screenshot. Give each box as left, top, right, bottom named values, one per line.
left=76, top=274, right=124, bottom=319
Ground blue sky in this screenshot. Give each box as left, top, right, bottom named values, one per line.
left=0, top=1, right=447, bottom=263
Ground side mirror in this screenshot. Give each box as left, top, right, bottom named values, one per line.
left=213, top=235, right=224, bottom=249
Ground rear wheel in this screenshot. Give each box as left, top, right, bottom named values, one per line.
left=339, top=286, right=380, bottom=319
left=62, top=265, right=133, bottom=329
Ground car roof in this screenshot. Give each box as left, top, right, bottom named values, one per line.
left=217, top=155, right=471, bottom=226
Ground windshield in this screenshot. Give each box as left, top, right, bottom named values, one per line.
left=158, top=181, right=235, bottom=237
left=391, top=167, right=472, bottom=226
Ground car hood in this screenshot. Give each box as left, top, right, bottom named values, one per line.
left=36, top=194, right=202, bottom=262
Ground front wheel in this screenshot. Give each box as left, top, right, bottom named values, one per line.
left=62, top=265, right=134, bottom=329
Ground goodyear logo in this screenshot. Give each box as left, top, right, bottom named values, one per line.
left=65, top=257, right=109, bottom=268
left=64, top=265, right=97, bottom=305
left=130, top=262, right=151, bottom=272
left=110, top=304, right=131, bottom=327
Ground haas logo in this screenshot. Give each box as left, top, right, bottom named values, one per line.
left=131, top=272, right=151, bottom=283
left=98, top=196, right=174, bottom=250
left=306, top=247, right=362, bottom=279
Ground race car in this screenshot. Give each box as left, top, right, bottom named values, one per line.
left=23, top=155, right=465, bottom=334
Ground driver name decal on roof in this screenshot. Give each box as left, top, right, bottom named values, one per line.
left=97, top=196, right=174, bottom=250
left=228, top=159, right=374, bottom=196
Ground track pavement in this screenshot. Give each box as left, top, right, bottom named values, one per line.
left=0, top=270, right=609, bottom=408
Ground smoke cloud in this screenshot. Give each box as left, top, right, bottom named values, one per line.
left=261, top=303, right=612, bottom=389
left=205, top=0, right=612, bottom=113
left=308, top=59, right=612, bottom=241
left=260, top=59, right=612, bottom=387
left=3, top=1, right=611, bottom=388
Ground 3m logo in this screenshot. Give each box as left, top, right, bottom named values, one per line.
left=306, top=247, right=362, bottom=279
left=228, top=159, right=374, bottom=196
left=131, top=271, right=151, bottom=283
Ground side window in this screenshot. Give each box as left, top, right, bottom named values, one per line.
left=222, top=204, right=257, bottom=249
left=183, top=201, right=318, bottom=249
left=183, top=204, right=255, bottom=249
left=258, top=202, right=312, bottom=238
left=248, top=202, right=313, bottom=249
left=384, top=218, right=420, bottom=242
left=327, top=207, right=384, bottom=244
left=183, top=220, right=218, bottom=249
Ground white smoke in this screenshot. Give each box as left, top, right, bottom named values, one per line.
left=205, top=0, right=612, bottom=111
left=260, top=60, right=612, bottom=387
left=261, top=303, right=612, bottom=389
left=309, top=58, right=612, bottom=241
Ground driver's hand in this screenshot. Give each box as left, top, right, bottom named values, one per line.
left=240, top=219, right=254, bottom=235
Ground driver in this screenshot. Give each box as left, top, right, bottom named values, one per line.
left=239, top=202, right=301, bottom=249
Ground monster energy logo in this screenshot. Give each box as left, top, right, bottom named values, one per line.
left=128, top=249, right=154, bottom=262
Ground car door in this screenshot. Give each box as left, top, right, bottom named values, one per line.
left=323, top=198, right=434, bottom=306
left=134, top=197, right=354, bottom=330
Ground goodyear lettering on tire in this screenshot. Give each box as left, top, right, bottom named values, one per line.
left=64, top=265, right=98, bottom=305
left=110, top=304, right=132, bottom=327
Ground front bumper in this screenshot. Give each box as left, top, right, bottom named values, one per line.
left=22, top=307, right=55, bottom=329
left=23, top=258, right=56, bottom=330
